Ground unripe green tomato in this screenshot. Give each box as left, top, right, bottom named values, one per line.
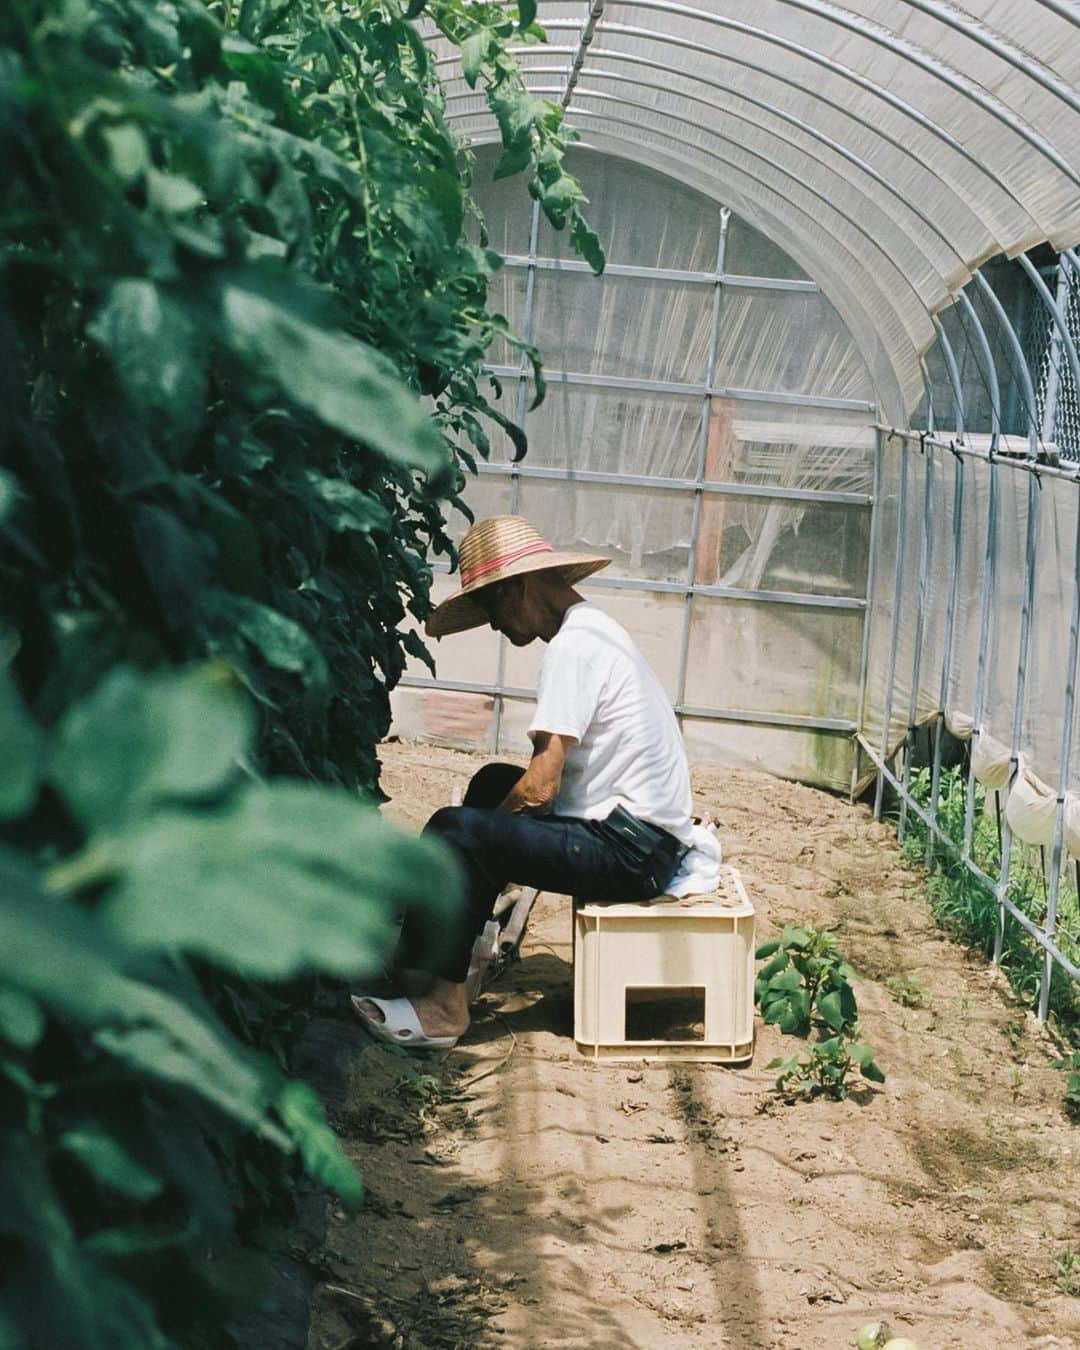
left=856, top=1324, right=891, bottom=1350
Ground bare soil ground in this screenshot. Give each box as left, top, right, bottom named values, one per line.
left=299, top=742, right=1080, bottom=1350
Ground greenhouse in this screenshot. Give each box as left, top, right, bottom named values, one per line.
left=394, top=1, right=1080, bottom=1023
left=4, top=0, right=1080, bottom=1345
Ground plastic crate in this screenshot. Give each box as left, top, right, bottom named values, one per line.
left=573, top=865, right=755, bottom=1062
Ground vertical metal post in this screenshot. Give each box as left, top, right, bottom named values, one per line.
left=491, top=199, right=542, bottom=754
left=1040, top=263, right=1068, bottom=446
left=899, top=439, right=935, bottom=842
left=973, top=272, right=1042, bottom=966
left=928, top=322, right=966, bottom=866
left=874, top=432, right=908, bottom=822
left=674, top=209, right=729, bottom=721
left=960, top=290, right=1002, bottom=857
left=995, top=469, right=1041, bottom=963
left=850, top=423, right=885, bottom=798
left=1038, top=495, right=1080, bottom=1021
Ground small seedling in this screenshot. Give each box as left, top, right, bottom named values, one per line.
left=886, top=974, right=930, bottom=1008
left=1051, top=1049, right=1080, bottom=1120
left=1053, top=1248, right=1080, bottom=1297
left=768, top=1032, right=885, bottom=1101
left=756, top=925, right=885, bottom=1101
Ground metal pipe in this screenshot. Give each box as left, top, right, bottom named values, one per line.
left=498, top=253, right=820, bottom=290
left=967, top=273, right=1041, bottom=964
left=973, top=271, right=1039, bottom=460
left=401, top=674, right=858, bottom=734
left=1017, top=252, right=1080, bottom=446
left=488, top=15, right=1038, bottom=217
left=491, top=198, right=541, bottom=754
left=451, top=66, right=968, bottom=272
left=473, top=461, right=872, bottom=507
left=483, top=362, right=876, bottom=411
left=556, top=95, right=934, bottom=324
left=994, top=467, right=1042, bottom=965
left=874, top=433, right=909, bottom=821
left=851, top=428, right=885, bottom=797
left=675, top=211, right=728, bottom=725
left=879, top=427, right=1080, bottom=486
left=959, top=290, right=1001, bottom=857
left=926, top=322, right=966, bottom=864
left=1038, top=495, right=1080, bottom=1021
left=701, top=0, right=1080, bottom=188
left=900, top=438, right=935, bottom=841
left=429, top=559, right=868, bottom=609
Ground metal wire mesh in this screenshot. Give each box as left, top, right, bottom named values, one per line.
left=1026, top=258, right=1080, bottom=462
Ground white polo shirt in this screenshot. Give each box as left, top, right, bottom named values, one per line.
left=526, top=604, right=722, bottom=900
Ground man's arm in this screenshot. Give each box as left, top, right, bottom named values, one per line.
left=496, top=731, right=574, bottom=815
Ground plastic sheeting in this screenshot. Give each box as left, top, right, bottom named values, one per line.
left=430, top=0, right=1080, bottom=423
left=400, top=148, right=876, bottom=790
left=864, top=436, right=1080, bottom=855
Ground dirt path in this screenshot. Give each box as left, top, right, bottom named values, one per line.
left=303, top=743, right=1080, bottom=1350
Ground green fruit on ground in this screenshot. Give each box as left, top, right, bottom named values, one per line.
left=856, top=1322, right=892, bottom=1350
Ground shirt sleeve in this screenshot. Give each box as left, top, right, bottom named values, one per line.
left=528, top=632, right=604, bottom=742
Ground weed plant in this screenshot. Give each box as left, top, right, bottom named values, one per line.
left=899, top=765, right=1080, bottom=1044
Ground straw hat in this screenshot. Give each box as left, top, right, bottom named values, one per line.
left=426, top=516, right=611, bottom=638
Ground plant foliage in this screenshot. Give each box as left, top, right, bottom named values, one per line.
left=756, top=925, right=885, bottom=1101
left=0, top=663, right=461, bottom=1345
left=0, top=0, right=604, bottom=1340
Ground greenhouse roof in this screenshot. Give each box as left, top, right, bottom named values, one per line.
left=428, top=0, right=1080, bottom=422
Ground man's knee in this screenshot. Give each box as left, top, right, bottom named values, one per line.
left=463, top=762, right=524, bottom=809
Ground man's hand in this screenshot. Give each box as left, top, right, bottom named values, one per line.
left=496, top=731, right=573, bottom=815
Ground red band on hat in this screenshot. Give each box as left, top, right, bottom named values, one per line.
left=461, top=539, right=553, bottom=588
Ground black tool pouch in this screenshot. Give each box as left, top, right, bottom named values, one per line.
left=590, top=804, right=687, bottom=889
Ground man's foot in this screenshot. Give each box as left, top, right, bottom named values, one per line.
left=353, top=977, right=470, bottom=1042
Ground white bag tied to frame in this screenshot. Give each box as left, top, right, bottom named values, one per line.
left=1003, top=766, right=1080, bottom=858
left=945, top=709, right=975, bottom=740
left=970, top=729, right=1012, bottom=791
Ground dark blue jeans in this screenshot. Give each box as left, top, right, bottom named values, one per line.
left=401, top=763, right=684, bottom=982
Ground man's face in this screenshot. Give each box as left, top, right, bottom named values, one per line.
left=474, top=576, right=539, bottom=646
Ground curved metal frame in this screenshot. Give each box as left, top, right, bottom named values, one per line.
left=445, top=65, right=968, bottom=273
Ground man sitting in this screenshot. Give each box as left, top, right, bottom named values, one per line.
left=354, top=516, right=722, bottom=1050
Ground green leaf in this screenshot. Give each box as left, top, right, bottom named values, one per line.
left=200, top=592, right=328, bottom=696
left=517, top=0, right=537, bottom=29
left=769, top=967, right=804, bottom=993
left=50, top=665, right=254, bottom=832
left=102, top=783, right=462, bottom=980
left=58, top=1128, right=164, bottom=1201
left=304, top=471, right=392, bottom=535
left=402, top=628, right=435, bottom=676
left=0, top=989, right=44, bottom=1049
left=146, top=167, right=203, bottom=215
left=277, top=1081, right=363, bottom=1206
left=570, top=209, right=605, bottom=275
left=220, top=274, right=450, bottom=478
left=101, top=122, right=148, bottom=185
left=817, top=989, right=844, bottom=1032
left=494, top=138, right=533, bottom=181
left=0, top=674, right=42, bottom=822
left=755, top=939, right=781, bottom=959
left=461, top=30, right=488, bottom=87
left=87, top=280, right=207, bottom=437
left=0, top=469, right=15, bottom=526
left=0, top=850, right=286, bottom=1141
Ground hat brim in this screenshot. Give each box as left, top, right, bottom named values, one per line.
left=425, top=553, right=612, bottom=638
